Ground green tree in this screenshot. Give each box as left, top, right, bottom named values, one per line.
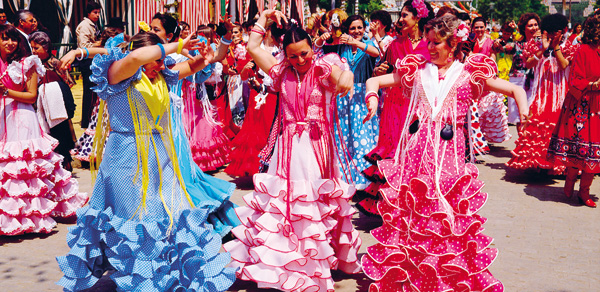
left=477, top=0, right=548, bottom=24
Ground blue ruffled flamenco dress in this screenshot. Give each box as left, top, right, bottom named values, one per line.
left=56, top=46, right=237, bottom=291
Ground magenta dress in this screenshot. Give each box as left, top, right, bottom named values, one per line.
left=361, top=54, right=504, bottom=291
left=358, top=37, right=429, bottom=216
left=223, top=54, right=361, bottom=291
left=0, top=56, right=88, bottom=235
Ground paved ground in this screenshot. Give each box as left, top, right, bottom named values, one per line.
left=1, top=80, right=599, bottom=291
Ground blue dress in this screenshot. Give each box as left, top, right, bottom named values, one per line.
left=56, top=47, right=236, bottom=292
left=324, top=43, right=380, bottom=189
left=168, top=52, right=241, bottom=237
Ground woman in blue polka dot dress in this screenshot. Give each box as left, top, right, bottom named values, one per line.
left=318, top=14, right=380, bottom=189
left=56, top=32, right=235, bottom=291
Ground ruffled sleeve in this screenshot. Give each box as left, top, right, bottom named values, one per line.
left=6, top=55, right=46, bottom=85
left=161, top=55, right=179, bottom=87
left=521, top=39, right=541, bottom=61
left=90, top=46, right=141, bottom=100
left=464, top=53, right=498, bottom=99
left=314, top=53, right=349, bottom=90
left=394, top=54, right=427, bottom=89
left=268, top=51, right=288, bottom=93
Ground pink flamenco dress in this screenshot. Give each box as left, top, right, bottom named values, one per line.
left=357, top=37, right=430, bottom=216
left=507, top=40, right=579, bottom=174
left=223, top=53, right=362, bottom=291
left=361, top=54, right=504, bottom=292
left=183, top=63, right=232, bottom=172
left=0, top=55, right=88, bottom=235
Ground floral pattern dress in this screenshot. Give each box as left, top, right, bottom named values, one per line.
left=361, top=54, right=504, bottom=291
left=548, top=44, right=600, bottom=173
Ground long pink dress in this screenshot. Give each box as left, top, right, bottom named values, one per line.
left=358, top=37, right=429, bottom=216
left=361, top=54, right=503, bottom=291
left=0, top=56, right=88, bottom=235
left=223, top=54, right=361, bottom=291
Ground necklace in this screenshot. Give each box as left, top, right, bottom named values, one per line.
left=293, top=67, right=303, bottom=95
left=407, top=32, right=421, bottom=43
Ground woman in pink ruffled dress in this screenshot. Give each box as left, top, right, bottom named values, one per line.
left=360, top=15, right=529, bottom=291
left=0, top=25, right=87, bottom=235
left=223, top=10, right=362, bottom=291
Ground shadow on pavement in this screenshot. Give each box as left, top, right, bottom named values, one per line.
left=0, top=230, right=58, bottom=246
left=231, top=175, right=255, bottom=191
left=351, top=213, right=382, bottom=233
left=80, top=275, right=117, bottom=292
left=523, top=184, right=598, bottom=206
left=228, top=279, right=278, bottom=291
left=487, top=145, right=512, bottom=159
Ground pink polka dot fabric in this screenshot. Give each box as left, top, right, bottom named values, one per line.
left=361, top=54, right=504, bottom=292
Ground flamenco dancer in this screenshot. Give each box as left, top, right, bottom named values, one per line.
left=360, top=15, right=529, bottom=291
left=0, top=24, right=87, bottom=236
left=548, top=14, right=600, bottom=208
left=507, top=14, right=578, bottom=175
left=56, top=32, right=235, bottom=291
left=223, top=10, right=362, bottom=291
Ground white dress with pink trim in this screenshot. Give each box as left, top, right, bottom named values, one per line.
left=0, top=55, right=88, bottom=236
left=361, top=54, right=504, bottom=291
left=223, top=53, right=362, bottom=291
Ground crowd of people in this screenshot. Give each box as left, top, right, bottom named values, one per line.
left=0, top=0, right=599, bottom=291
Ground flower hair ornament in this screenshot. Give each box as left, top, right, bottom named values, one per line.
left=138, top=21, right=150, bottom=32
left=455, top=21, right=470, bottom=42
left=412, top=0, right=429, bottom=18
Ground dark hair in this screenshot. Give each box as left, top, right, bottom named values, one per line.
left=86, top=1, right=102, bottom=16
left=99, top=27, right=124, bottom=46
left=471, top=17, right=487, bottom=29
left=571, top=22, right=582, bottom=33
left=501, top=21, right=515, bottom=34
left=179, top=21, right=190, bottom=32
left=517, top=13, right=541, bottom=37
left=29, top=31, right=52, bottom=54
left=342, top=15, right=366, bottom=34
left=196, top=25, right=215, bottom=44
left=282, top=23, right=312, bottom=53
left=402, top=0, right=435, bottom=32
left=370, top=10, right=392, bottom=32
left=207, top=23, right=217, bottom=31
left=120, top=31, right=164, bottom=52
left=0, top=25, right=31, bottom=63
left=0, top=9, right=5, bottom=14
left=541, top=13, right=568, bottom=34
left=435, top=6, right=456, bottom=18
left=456, top=12, right=470, bottom=22
left=582, top=15, right=600, bottom=45
left=152, top=13, right=180, bottom=41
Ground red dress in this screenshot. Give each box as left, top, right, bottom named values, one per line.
left=224, top=72, right=277, bottom=177
left=506, top=39, right=578, bottom=173
left=548, top=44, right=600, bottom=173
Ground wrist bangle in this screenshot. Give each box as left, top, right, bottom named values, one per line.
left=254, top=23, right=266, bottom=33
left=3, top=88, right=8, bottom=96
left=365, top=91, right=379, bottom=104
left=362, top=43, right=369, bottom=52
left=251, top=29, right=265, bottom=37
left=220, top=37, right=232, bottom=46
left=177, top=39, right=184, bottom=54
left=84, top=48, right=90, bottom=59
left=76, top=48, right=85, bottom=61
left=156, top=43, right=165, bottom=60
left=533, top=54, right=540, bottom=61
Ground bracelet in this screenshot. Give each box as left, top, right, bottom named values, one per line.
left=2, top=88, right=8, bottom=96
left=251, top=28, right=265, bottom=36
left=177, top=38, right=184, bottom=54
left=220, top=37, right=232, bottom=46
left=157, top=43, right=166, bottom=60
left=76, top=48, right=85, bottom=61
left=533, top=54, right=540, bottom=61
left=365, top=91, right=379, bottom=104
left=362, top=43, right=369, bottom=52
left=84, top=48, right=90, bottom=59
left=254, top=23, right=266, bottom=33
